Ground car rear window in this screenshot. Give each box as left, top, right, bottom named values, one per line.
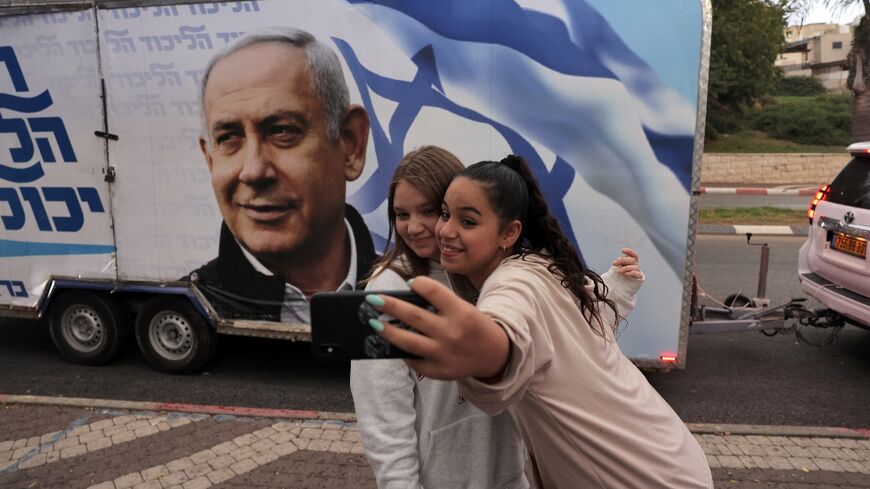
left=828, top=157, right=870, bottom=210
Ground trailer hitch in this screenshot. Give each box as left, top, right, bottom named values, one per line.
left=689, top=233, right=844, bottom=346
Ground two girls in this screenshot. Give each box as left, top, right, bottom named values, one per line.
left=366, top=155, right=712, bottom=489
left=353, top=148, right=648, bottom=488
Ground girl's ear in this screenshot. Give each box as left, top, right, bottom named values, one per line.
left=502, top=219, right=522, bottom=249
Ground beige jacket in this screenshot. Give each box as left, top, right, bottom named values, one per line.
left=459, top=255, right=713, bottom=489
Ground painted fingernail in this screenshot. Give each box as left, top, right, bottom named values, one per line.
left=368, top=318, right=384, bottom=332
left=365, top=294, right=385, bottom=307
left=407, top=278, right=415, bottom=286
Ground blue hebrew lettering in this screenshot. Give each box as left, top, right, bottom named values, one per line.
left=139, top=36, right=157, bottom=52
left=65, top=39, right=97, bottom=56
left=35, top=35, right=64, bottom=57
left=28, top=117, right=77, bottom=163
left=179, top=25, right=212, bottom=50
left=189, top=3, right=220, bottom=15
left=77, top=187, right=105, bottom=213
left=0, top=115, right=43, bottom=183
left=136, top=94, right=165, bottom=116
left=232, top=1, right=260, bottom=12
left=0, top=115, right=35, bottom=162
left=141, top=35, right=181, bottom=52
left=169, top=100, right=198, bottom=117
left=216, top=32, right=245, bottom=45
left=0, top=281, right=12, bottom=296
left=0, top=47, right=75, bottom=183
left=104, top=30, right=136, bottom=53
left=11, top=16, right=34, bottom=27
left=43, top=187, right=83, bottom=232
left=20, top=187, right=52, bottom=231
left=0, top=46, right=29, bottom=91
left=0, top=89, right=52, bottom=112
left=184, top=69, right=204, bottom=86
left=0, top=188, right=24, bottom=230
left=152, top=5, right=180, bottom=17
left=112, top=8, right=142, bottom=20
left=42, top=13, right=70, bottom=25
left=149, top=63, right=181, bottom=86
left=11, top=281, right=28, bottom=297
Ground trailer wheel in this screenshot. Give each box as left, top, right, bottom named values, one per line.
left=48, top=291, right=128, bottom=365
left=135, top=297, right=216, bottom=374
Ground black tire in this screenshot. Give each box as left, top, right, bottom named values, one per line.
left=48, top=291, right=128, bottom=365
left=135, top=296, right=216, bottom=374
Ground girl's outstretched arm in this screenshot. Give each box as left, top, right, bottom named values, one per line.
left=365, top=276, right=510, bottom=382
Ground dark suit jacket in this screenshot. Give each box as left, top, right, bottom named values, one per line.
left=189, top=204, right=377, bottom=322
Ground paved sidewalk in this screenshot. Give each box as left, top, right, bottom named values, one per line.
left=2, top=397, right=869, bottom=488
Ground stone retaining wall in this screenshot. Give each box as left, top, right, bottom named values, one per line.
left=701, top=153, right=846, bottom=184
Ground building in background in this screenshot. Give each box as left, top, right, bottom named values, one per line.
left=777, top=21, right=855, bottom=90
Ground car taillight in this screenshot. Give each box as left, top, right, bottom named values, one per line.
left=807, top=184, right=830, bottom=224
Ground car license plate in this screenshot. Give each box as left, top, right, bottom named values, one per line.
left=832, top=233, right=867, bottom=259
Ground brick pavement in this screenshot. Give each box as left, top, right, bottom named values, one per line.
left=2, top=401, right=869, bottom=488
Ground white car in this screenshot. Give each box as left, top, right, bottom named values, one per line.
left=798, top=142, right=870, bottom=328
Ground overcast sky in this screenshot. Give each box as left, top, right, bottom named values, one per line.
left=789, top=3, right=865, bottom=25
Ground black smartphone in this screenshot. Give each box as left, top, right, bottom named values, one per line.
left=310, top=290, right=432, bottom=361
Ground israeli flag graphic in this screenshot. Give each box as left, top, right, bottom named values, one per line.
left=333, top=0, right=703, bottom=359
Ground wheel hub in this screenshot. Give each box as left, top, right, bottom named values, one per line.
left=150, top=312, right=193, bottom=361
left=61, top=306, right=104, bottom=353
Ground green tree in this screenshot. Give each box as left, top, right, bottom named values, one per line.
left=707, top=0, right=789, bottom=137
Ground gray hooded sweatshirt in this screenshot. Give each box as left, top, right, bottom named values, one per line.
left=350, top=262, right=529, bottom=489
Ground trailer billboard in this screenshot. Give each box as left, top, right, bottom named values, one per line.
left=0, top=0, right=709, bottom=366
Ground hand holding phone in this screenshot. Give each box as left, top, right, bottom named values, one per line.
left=310, top=290, right=432, bottom=360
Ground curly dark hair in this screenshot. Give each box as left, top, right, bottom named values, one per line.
left=459, top=155, right=619, bottom=335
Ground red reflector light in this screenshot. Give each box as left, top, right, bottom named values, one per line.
left=807, top=184, right=830, bottom=224
left=660, top=353, right=677, bottom=363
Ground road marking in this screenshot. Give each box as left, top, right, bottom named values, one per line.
left=733, top=225, right=804, bottom=235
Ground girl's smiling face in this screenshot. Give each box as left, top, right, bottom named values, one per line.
left=393, top=179, right=440, bottom=261
left=436, top=177, right=520, bottom=288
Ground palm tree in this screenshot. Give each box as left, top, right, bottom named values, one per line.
left=789, top=1, right=868, bottom=141
left=846, top=0, right=870, bottom=141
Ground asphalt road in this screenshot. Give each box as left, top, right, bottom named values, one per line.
left=648, top=235, right=870, bottom=428
left=0, top=235, right=868, bottom=428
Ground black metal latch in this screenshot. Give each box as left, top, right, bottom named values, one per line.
left=94, top=131, right=119, bottom=141
left=103, top=166, right=116, bottom=183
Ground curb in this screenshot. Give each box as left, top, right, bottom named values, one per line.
left=699, top=186, right=816, bottom=196
left=3, top=394, right=869, bottom=440
left=0, top=394, right=356, bottom=422
left=698, top=224, right=808, bottom=236
left=686, top=422, right=870, bottom=440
